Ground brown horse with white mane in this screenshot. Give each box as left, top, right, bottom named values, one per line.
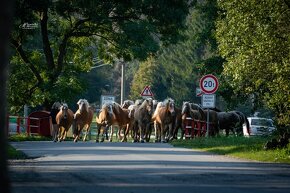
left=72, top=99, right=94, bottom=142
left=96, top=102, right=133, bottom=142
left=55, top=103, right=74, bottom=142
left=152, top=98, right=176, bottom=143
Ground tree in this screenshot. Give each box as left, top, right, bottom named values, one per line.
left=10, top=0, right=191, bottom=112
left=216, top=0, right=290, bottom=126
left=130, top=1, right=223, bottom=106
left=0, top=1, right=14, bottom=193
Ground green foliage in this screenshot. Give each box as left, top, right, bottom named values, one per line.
left=9, top=0, right=191, bottom=113
left=171, top=136, right=290, bottom=164
left=216, top=0, right=290, bottom=126
left=130, top=1, right=223, bottom=105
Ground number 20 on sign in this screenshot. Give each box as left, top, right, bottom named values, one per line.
left=199, top=74, right=219, bottom=94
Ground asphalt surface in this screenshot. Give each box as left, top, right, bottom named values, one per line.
left=9, top=141, right=290, bottom=193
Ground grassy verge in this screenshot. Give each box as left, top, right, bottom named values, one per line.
left=7, top=144, right=28, bottom=159
left=8, top=134, right=51, bottom=142
left=171, top=136, right=290, bottom=164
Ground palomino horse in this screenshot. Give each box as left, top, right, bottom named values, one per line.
left=133, top=98, right=154, bottom=143
left=96, top=103, right=114, bottom=142
left=152, top=98, right=176, bottom=143
left=96, top=102, right=133, bottom=142
left=72, top=99, right=94, bottom=142
left=55, top=103, right=74, bottom=142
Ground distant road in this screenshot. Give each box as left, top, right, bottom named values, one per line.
left=9, top=141, right=290, bottom=193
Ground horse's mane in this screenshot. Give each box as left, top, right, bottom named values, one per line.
left=77, top=99, right=90, bottom=112
left=140, top=98, right=151, bottom=109
left=112, top=102, right=123, bottom=114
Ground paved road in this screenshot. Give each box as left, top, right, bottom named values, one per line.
left=9, top=141, right=290, bottom=193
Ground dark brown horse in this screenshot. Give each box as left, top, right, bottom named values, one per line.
left=72, top=99, right=94, bottom=142
left=217, top=111, right=250, bottom=136
left=133, top=98, right=154, bottom=143
left=152, top=98, right=175, bottom=143
left=55, top=103, right=74, bottom=142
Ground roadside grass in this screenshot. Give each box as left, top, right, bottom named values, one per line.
left=8, top=133, right=51, bottom=142
left=7, top=144, right=28, bottom=159
left=171, top=136, right=290, bottom=164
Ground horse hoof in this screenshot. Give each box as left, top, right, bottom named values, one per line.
left=140, top=139, right=145, bottom=143
left=96, top=139, right=99, bottom=143
left=101, top=138, right=104, bottom=142
left=74, top=139, right=78, bottom=143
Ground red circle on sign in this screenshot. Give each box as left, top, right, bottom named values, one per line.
left=199, top=74, right=219, bottom=94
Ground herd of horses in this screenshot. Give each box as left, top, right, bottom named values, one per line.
left=51, top=98, right=250, bottom=143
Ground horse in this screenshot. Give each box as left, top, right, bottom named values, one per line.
left=172, top=106, right=182, bottom=140
left=121, top=100, right=134, bottom=109
left=217, top=111, right=250, bottom=136
left=72, top=99, right=94, bottom=142
left=152, top=98, right=176, bottom=143
left=133, top=98, right=154, bottom=143
left=50, top=102, right=61, bottom=141
left=96, top=103, right=114, bottom=142
left=109, top=102, right=133, bottom=142
left=55, top=103, right=74, bottom=142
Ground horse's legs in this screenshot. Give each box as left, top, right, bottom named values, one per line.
left=161, top=125, right=166, bottom=143
left=96, top=124, right=100, bottom=143
left=52, top=124, right=59, bottom=142
left=109, top=126, right=114, bottom=142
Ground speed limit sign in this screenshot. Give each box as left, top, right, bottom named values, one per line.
left=199, top=74, right=219, bottom=94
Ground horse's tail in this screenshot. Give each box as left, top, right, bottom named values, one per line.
left=244, top=114, right=250, bottom=135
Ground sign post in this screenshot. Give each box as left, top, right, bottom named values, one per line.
left=199, top=74, right=219, bottom=137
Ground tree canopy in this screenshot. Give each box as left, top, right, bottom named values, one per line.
left=216, top=0, right=290, bottom=126
left=9, top=0, right=191, bottom=112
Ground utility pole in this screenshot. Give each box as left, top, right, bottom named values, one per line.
left=120, top=61, right=125, bottom=105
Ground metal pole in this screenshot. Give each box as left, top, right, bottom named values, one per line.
left=120, top=62, right=125, bottom=104
left=206, top=108, right=209, bottom=137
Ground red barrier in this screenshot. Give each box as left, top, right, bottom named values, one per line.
left=7, top=114, right=51, bottom=137
left=183, top=117, right=213, bottom=139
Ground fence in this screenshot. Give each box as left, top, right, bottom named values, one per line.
left=7, top=115, right=51, bottom=136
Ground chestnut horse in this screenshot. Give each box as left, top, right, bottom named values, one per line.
left=96, top=102, right=133, bottom=142
left=72, top=99, right=94, bottom=142
left=152, top=98, right=175, bottom=143
left=96, top=103, right=114, bottom=142
left=55, top=103, right=74, bottom=142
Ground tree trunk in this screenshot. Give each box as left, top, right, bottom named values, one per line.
left=0, top=1, right=14, bottom=193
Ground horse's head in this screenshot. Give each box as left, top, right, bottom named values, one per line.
left=166, top=98, right=175, bottom=116
left=142, top=98, right=153, bottom=115
left=181, top=101, right=190, bottom=115
left=121, top=100, right=134, bottom=109
left=77, top=99, right=89, bottom=113
left=59, top=103, right=69, bottom=119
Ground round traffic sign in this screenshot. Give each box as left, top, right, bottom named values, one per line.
left=199, top=74, right=219, bottom=94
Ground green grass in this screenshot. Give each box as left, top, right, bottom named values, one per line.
left=8, top=133, right=51, bottom=142
left=7, top=144, right=28, bottom=159
left=171, top=136, right=290, bottom=164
